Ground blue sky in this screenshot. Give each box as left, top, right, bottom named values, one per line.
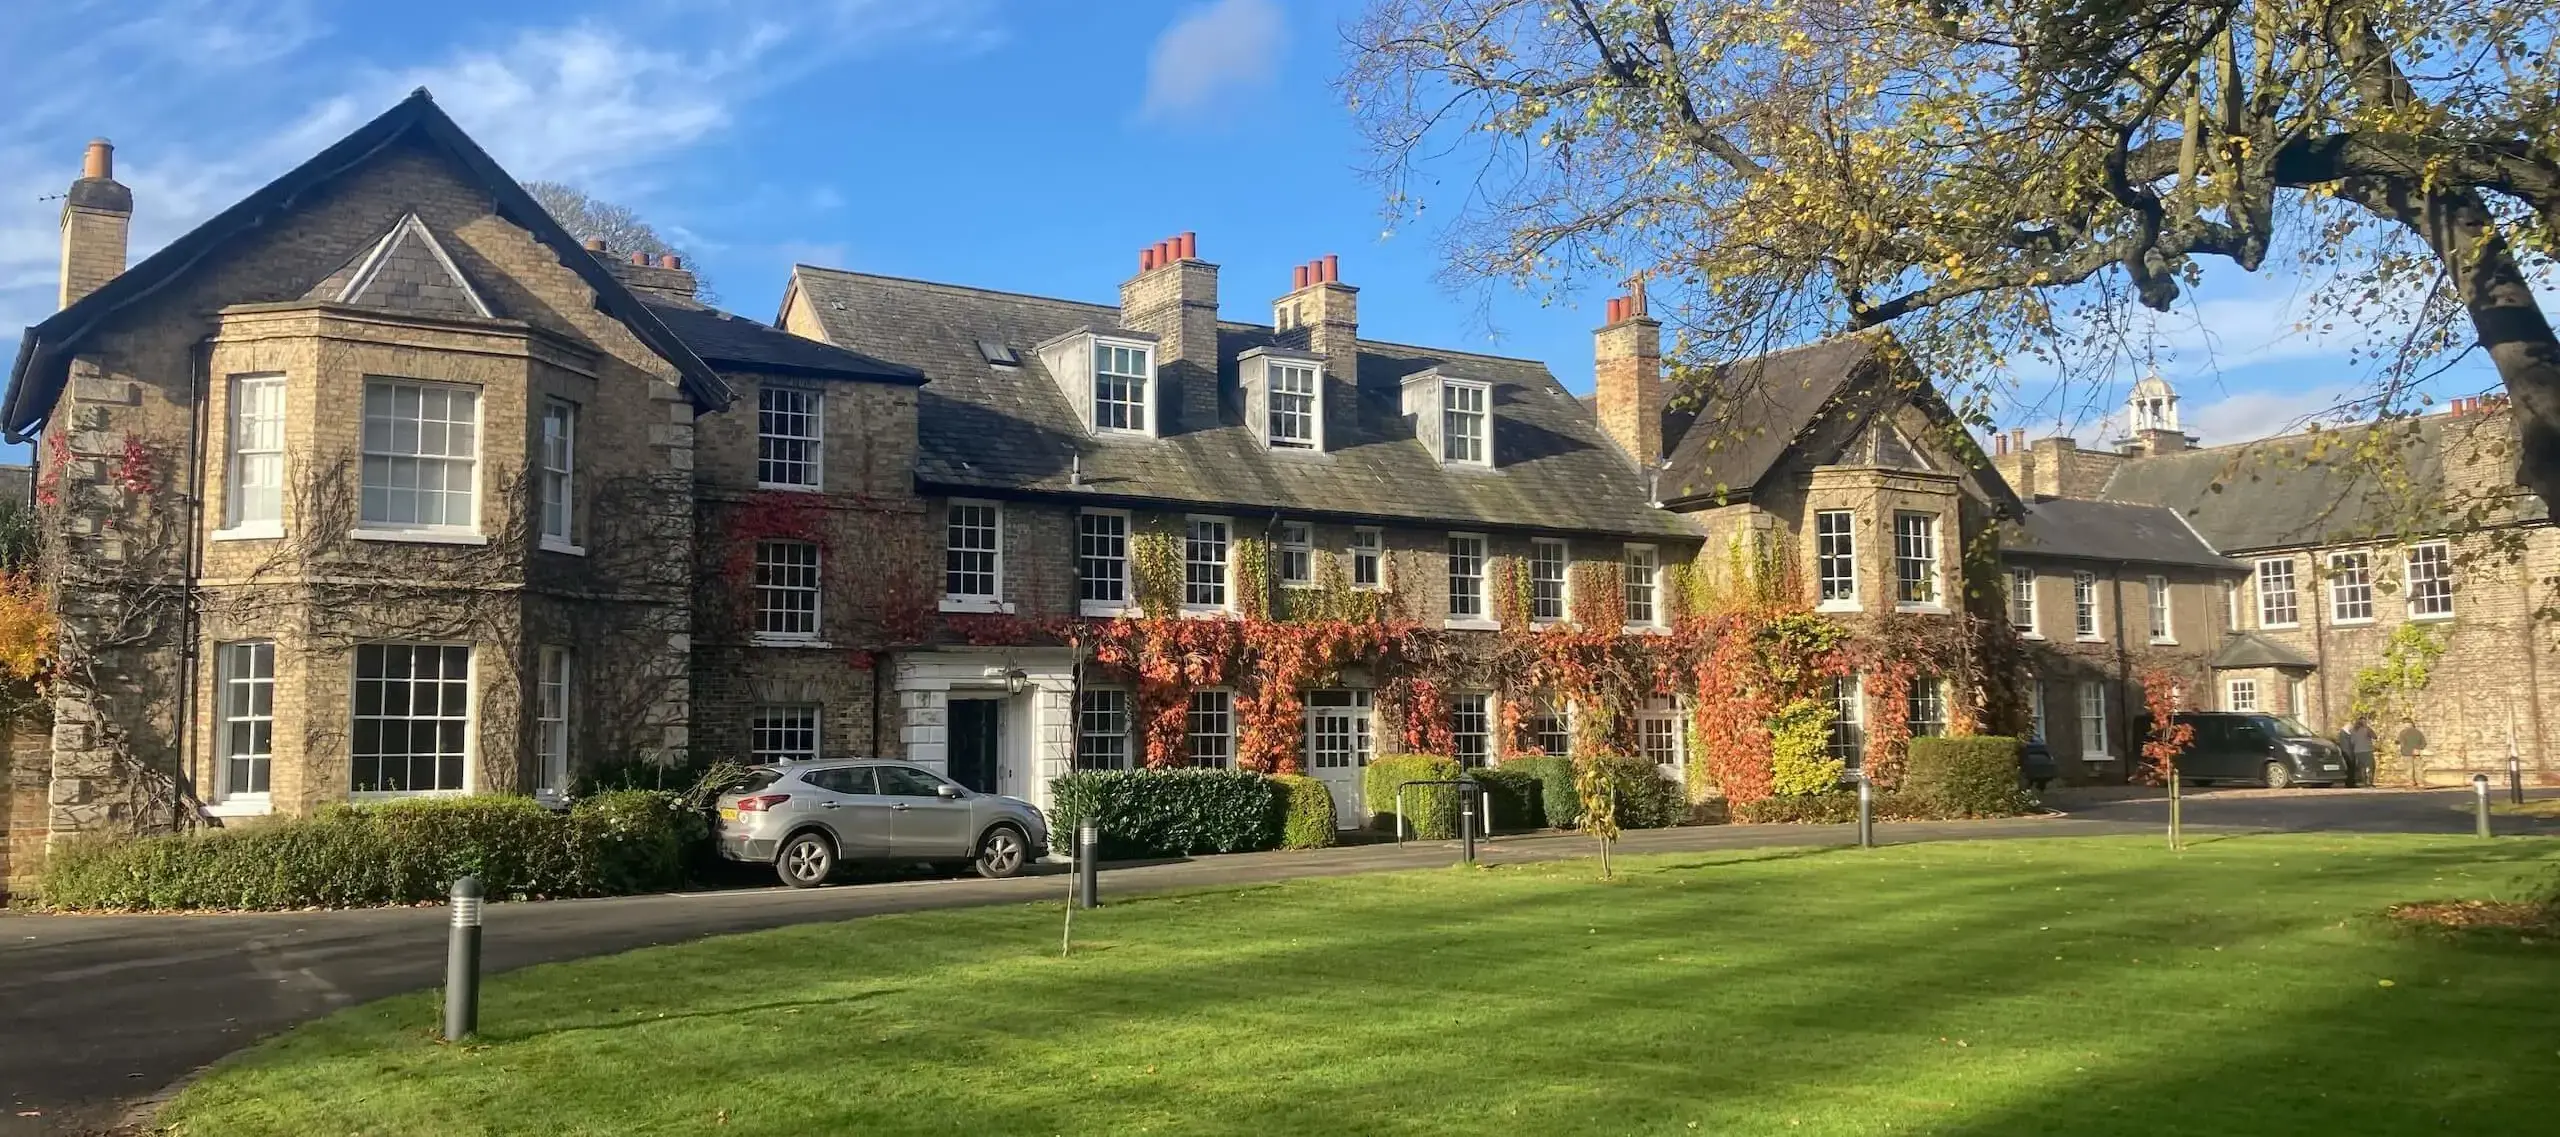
left=0, top=0, right=2525, bottom=462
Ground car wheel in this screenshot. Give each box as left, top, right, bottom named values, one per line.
left=2263, top=761, right=2294, bottom=790
left=975, top=824, right=1029, bottom=880
left=776, top=831, right=836, bottom=888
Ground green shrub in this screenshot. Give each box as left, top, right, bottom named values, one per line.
left=1907, top=736, right=2033, bottom=817
left=1501, top=756, right=1580, bottom=829
left=1733, top=790, right=1862, bottom=824
left=1045, top=769, right=1281, bottom=859
left=1593, top=755, right=1687, bottom=830
left=1269, top=775, right=1338, bottom=850
left=36, top=792, right=704, bottom=911
left=1363, top=755, right=1464, bottom=837
left=1768, top=698, right=1845, bottom=796
left=1464, top=766, right=1543, bottom=830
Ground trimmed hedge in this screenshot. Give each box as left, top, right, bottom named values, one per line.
left=1465, top=766, right=1543, bottom=831
left=1046, top=768, right=1281, bottom=859
left=1364, top=754, right=1464, bottom=837
left=1495, top=755, right=1684, bottom=831
left=37, top=793, right=706, bottom=912
left=1270, top=775, right=1338, bottom=850
left=1908, top=736, right=2034, bottom=817
left=1501, top=756, right=1580, bottom=829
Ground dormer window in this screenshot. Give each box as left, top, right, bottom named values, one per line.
left=1094, top=340, right=1152, bottom=432
left=1442, top=380, right=1489, bottom=465
left=1269, top=361, right=1318, bottom=448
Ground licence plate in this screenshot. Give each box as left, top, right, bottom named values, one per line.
left=2322, top=764, right=2341, bottom=771
left=719, top=807, right=739, bottom=821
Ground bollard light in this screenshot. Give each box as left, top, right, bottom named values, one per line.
left=1459, top=792, right=1479, bottom=866
left=1074, top=819, right=1100, bottom=910
left=2509, top=751, right=2526, bottom=807
left=443, top=875, right=484, bottom=1041
left=1855, top=775, right=1874, bottom=849
left=2472, top=773, right=2493, bottom=839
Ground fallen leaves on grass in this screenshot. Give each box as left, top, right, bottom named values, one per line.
left=2385, top=900, right=2554, bottom=934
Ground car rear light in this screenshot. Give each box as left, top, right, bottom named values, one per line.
left=735, top=794, right=790, bottom=812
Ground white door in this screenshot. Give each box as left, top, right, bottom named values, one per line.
left=1305, top=690, right=1372, bottom=829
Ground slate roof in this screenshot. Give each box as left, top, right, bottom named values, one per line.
left=1657, top=335, right=1875, bottom=505
left=641, top=296, right=923, bottom=384
left=786, top=267, right=1695, bottom=539
left=2003, top=498, right=2242, bottom=570
left=304, top=213, right=494, bottom=320
left=2209, top=631, right=2317, bottom=671
left=2099, top=412, right=2543, bottom=553
left=3, top=89, right=730, bottom=440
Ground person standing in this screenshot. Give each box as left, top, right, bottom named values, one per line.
left=2337, top=717, right=2377, bottom=788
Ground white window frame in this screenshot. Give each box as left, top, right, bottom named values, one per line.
left=750, top=704, right=820, bottom=764
left=1077, top=509, right=1133, bottom=616
left=2289, top=676, right=2311, bottom=724
left=538, top=398, right=580, bottom=554
left=1277, top=521, right=1315, bottom=588
left=1829, top=674, right=1865, bottom=768
left=1078, top=688, right=1133, bottom=770
left=349, top=642, right=474, bottom=798
left=219, top=373, right=286, bottom=539
left=943, top=500, right=1008, bottom=613
left=1303, top=689, right=1375, bottom=772
left=1184, top=516, right=1232, bottom=613
left=2327, top=551, right=2374, bottom=624
left=2405, top=541, right=2454, bottom=620
left=2078, top=681, right=2110, bottom=760
left=1530, top=538, right=1570, bottom=624
left=209, top=640, right=275, bottom=814
left=1186, top=688, right=1233, bottom=768
left=2225, top=677, right=2260, bottom=712
left=1266, top=359, right=1319, bottom=449
left=1527, top=699, right=1572, bottom=756
left=1350, top=527, right=1384, bottom=591
left=2256, top=557, right=2300, bottom=628
left=2008, top=566, right=2039, bottom=637
left=2224, top=578, right=2243, bottom=630
left=1092, top=338, right=1155, bottom=435
left=1451, top=691, right=1493, bottom=768
left=355, top=378, right=483, bottom=543
left=1892, top=511, right=1940, bottom=609
left=2146, top=573, right=2173, bottom=643
left=756, top=385, right=824, bottom=491
left=536, top=645, right=571, bottom=798
left=754, top=539, right=823, bottom=644
left=1445, top=533, right=1493, bottom=628
left=1441, top=379, right=1491, bottom=467
left=2029, top=680, right=2047, bottom=741
left=1906, top=675, right=1946, bottom=738
left=2073, top=571, right=2101, bottom=640
left=1622, top=544, right=1663, bottom=629
left=1815, top=510, right=1858, bottom=610
left=1637, top=696, right=1682, bottom=776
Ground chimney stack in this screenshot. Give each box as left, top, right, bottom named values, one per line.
left=1593, top=284, right=1663, bottom=465
left=583, top=237, right=608, bottom=252
left=1273, top=252, right=1361, bottom=442
left=1120, top=231, right=1220, bottom=429
left=602, top=245, right=700, bottom=302
left=58, top=138, right=132, bottom=309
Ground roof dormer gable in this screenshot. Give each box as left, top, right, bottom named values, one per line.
left=1400, top=366, right=1496, bottom=468
left=1036, top=325, right=1160, bottom=438
left=1239, top=345, right=1328, bottom=452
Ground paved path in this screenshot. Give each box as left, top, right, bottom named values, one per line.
left=0, top=789, right=2542, bottom=1135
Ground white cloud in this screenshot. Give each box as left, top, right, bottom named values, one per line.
left=2180, top=384, right=2358, bottom=445
left=1137, top=0, right=1287, bottom=123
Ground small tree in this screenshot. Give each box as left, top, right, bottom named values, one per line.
left=1570, top=751, right=1621, bottom=879
left=2136, top=668, right=2194, bottom=787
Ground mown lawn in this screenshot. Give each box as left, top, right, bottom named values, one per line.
left=164, top=834, right=2558, bottom=1136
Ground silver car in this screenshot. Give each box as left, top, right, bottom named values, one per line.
left=713, top=760, right=1047, bottom=887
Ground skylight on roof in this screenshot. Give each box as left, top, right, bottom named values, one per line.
left=978, top=339, right=1019, bottom=366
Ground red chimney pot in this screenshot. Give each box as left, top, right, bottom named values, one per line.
left=1607, top=298, right=1623, bottom=323
left=659, top=254, right=682, bottom=270
left=1293, top=264, right=1310, bottom=289
left=628, top=251, right=647, bottom=265
left=582, top=237, right=607, bottom=253
left=1178, top=231, right=1197, bottom=261
left=1141, top=247, right=1157, bottom=271
left=1322, top=253, right=1339, bottom=283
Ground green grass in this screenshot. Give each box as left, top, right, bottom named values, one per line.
left=2490, top=797, right=2560, bottom=818
left=165, top=835, right=2559, bottom=1137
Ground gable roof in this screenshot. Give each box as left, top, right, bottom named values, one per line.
left=640, top=295, right=923, bottom=384
left=305, top=212, right=495, bottom=319
left=786, top=266, right=1695, bottom=539
left=2210, top=631, right=2317, bottom=671
left=3, top=89, right=730, bottom=440
left=1657, top=336, right=1872, bottom=505
left=2003, top=498, right=2243, bottom=570
left=2097, top=411, right=2542, bottom=553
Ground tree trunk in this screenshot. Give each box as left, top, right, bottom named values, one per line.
left=2355, top=180, right=2560, bottom=513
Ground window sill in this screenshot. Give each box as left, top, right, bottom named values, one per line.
left=2074, top=635, right=2106, bottom=644
left=2148, top=637, right=2178, bottom=646
left=1816, top=600, right=1864, bottom=614
left=2261, top=622, right=2302, bottom=631
left=540, top=537, right=586, bottom=556
left=210, top=523, right=284, bottom=542
left=349, top=789, right=469, bottom=803
left=751, top=636, right=834, bottom=649
left=1178, top=606, right=1232, bottom=620
left=351, top=528, right=488, bottom=546
left=2016, top=630, right=2044, bottom=640
left=1280, top=582, right=1318, bottom=591
left=1444, top=618, right=1502, bottom=632
left=2331, top=616, right=2375, bottom=627
left=1621, top=624, right=1670, bottom=636
left=756, top=481, right=822, bottom=493
left=940, top=597, right=1016, bottom=615
left=1895, top=602, right=1949, bottom=615
left=2408, top=612, right=2456, bottom=623
left=202, top=796, right=272, bottom=818
left=1079, top=603, right=1140, bottom=619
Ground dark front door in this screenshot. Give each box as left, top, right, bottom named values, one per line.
left=948, top=699, right=1000, bottom=794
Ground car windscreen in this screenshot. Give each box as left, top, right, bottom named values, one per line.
left=2259, top=716, right=2318, bottom=739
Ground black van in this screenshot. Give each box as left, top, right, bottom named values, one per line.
left=2169, top=711, right=2350, bottom=788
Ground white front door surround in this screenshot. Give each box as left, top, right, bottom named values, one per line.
left=895, top=649, right=1078, bottom=814
left=1305, top=689, right=1372, bottom=829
